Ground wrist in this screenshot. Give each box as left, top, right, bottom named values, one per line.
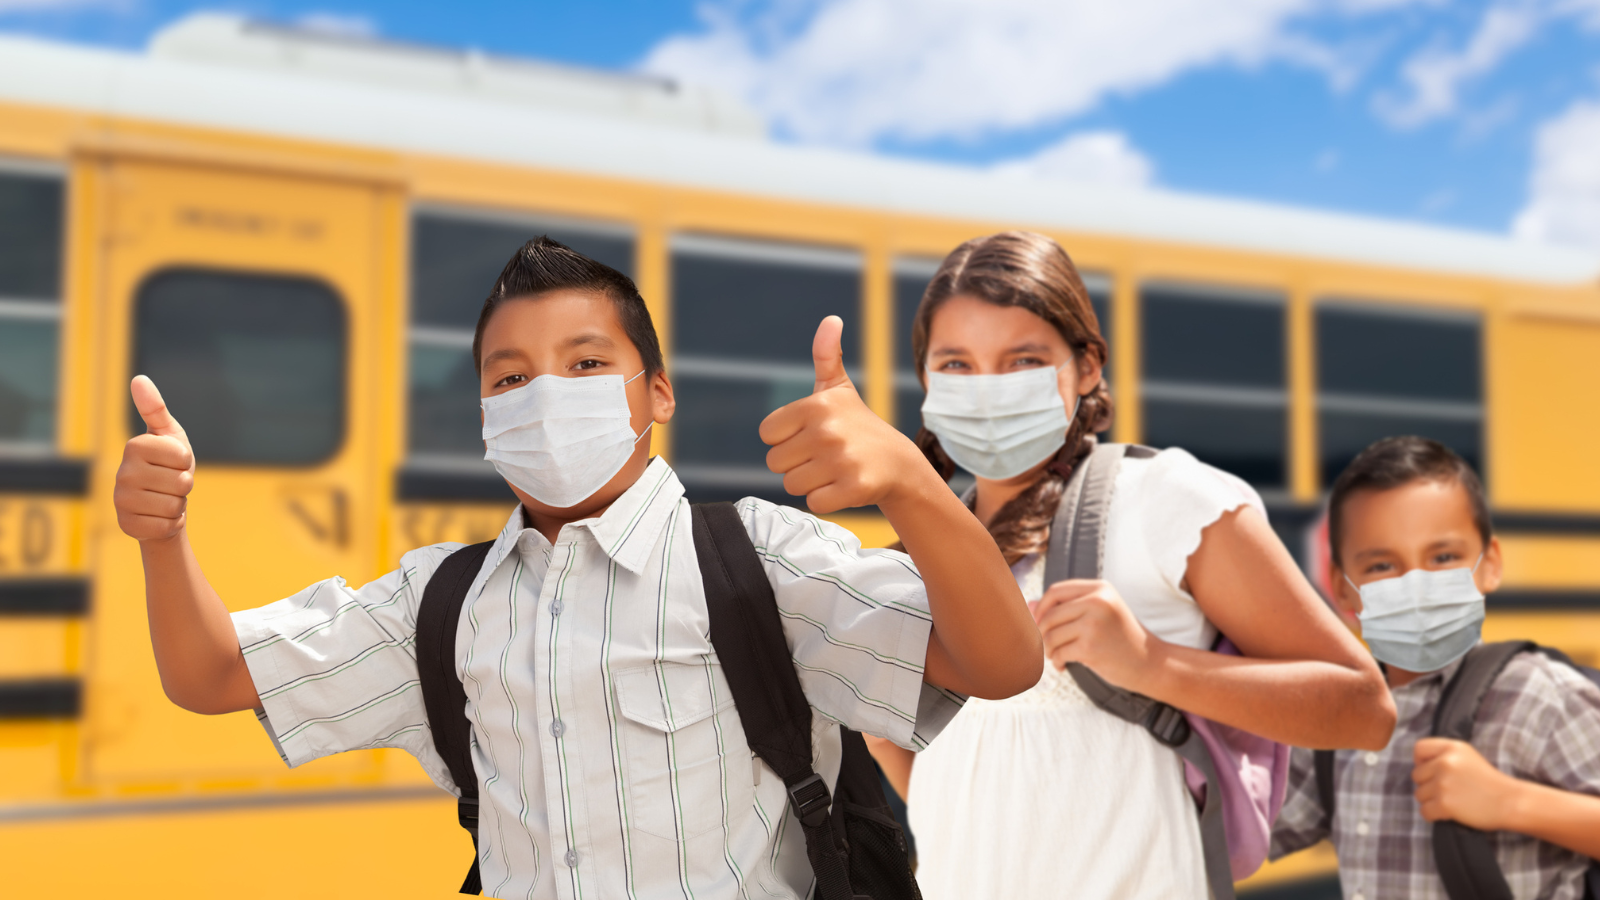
left=1497, top=776, right=1539, bottom=833
left=1130, top=633, right=1175, bottom=698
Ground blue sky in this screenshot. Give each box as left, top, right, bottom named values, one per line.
left=5, top=0, right=1599, bottom=249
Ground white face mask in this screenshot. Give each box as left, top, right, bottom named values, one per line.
left=920, top=364, right=1076, bottom=480
left=481, top=369, right=653, bottom=509
left=1346, top=557, right=1485, bottom=672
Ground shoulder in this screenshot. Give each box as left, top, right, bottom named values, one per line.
left=1487, top=649, right=1600, bottom=718
left=732, top=496, right=870, bottom=554
left=393, top=541, right=475, bottom=598
left=1119, top=446, right=1265, bottom=519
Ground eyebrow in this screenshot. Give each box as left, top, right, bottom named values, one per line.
left=566, top=332, right=616, bottom=350
left=480, top=347, right=525, bottom=368
left=1004, top=342, right=1054, bottom=355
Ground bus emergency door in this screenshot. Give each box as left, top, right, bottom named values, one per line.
left=87, top=156, right=393, bottom=784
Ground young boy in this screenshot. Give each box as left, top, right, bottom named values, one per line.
left=113, top=237, right=1041, bottom=898
left=1271, top=436, right=1600, bottom=899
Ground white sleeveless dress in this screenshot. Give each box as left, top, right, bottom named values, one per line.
left=907, top=448, right=1265, bottom=900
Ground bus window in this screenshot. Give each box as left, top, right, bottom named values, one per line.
left=0, top=167, right=64, bottom=449
left=1141, top=282, right=1287, bottom=488
left=407, top=209, right=635, bottom=461
left=1316, top=302, right=1482, bottom=487
left=131, top=269, right=346, bottom=464
left=890, top=259, right=1111, bottom=441
left=671, top=234, right=861, bottom=502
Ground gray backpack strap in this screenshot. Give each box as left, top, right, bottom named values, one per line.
left=1044, top=443, right=1236, bottom=900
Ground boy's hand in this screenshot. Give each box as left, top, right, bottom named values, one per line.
left=760, top=316, right=927, bottom=515
left=1413, top=737, right=1522, bottom=830
left=115, top=375, right=196, bottom=543
left=1033, top=579, right=1163, bottom=692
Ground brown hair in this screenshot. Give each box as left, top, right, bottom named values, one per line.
left=1327, top=435, right=1491, bottom=567
left=911, top=231, right=1113, bottom=564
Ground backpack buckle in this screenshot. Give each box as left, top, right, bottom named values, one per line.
left=457, top=797, right=480, bottom=832
left=786, top=773, right=833, bottom=827
left=1143, top=703, right=1191, bottom=747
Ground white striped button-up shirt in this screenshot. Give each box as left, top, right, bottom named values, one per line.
left=234, top=458, right=962, bottom=900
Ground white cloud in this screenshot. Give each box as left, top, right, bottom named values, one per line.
left=642, top=0, right=1429, bottom=146
left=1512, top=95, right=1600, bottom=250
left=991, top=131, right=1155, bottom=187
left=1374, top=3, right=1540, bottom=128
left=294, top=11, right=378, bottom=39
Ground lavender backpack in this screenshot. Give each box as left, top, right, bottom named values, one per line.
left=1043, top=443, right=1291, bottom=900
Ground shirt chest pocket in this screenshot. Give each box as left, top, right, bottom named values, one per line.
left=614, top=661, right=749, bottom=840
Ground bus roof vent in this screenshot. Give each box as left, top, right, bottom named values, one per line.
left=147, top=12, right=767, bottom=139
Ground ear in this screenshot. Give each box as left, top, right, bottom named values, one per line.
left=1478, top=535, right=1503, bottom=594
left=1330, top=564, right=1364, bottom=621
left=650, top=371, right=676, bottom=424
left=1075, top=351, right=1104, bottom=396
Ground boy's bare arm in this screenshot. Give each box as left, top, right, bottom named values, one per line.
left=1414, top=737, right=1600, bottom=859
left=116, top=376, right=260, bottom=715
left=760, top=317, right=1041, bottom=700
left=863, top=734, right=914, bottom=801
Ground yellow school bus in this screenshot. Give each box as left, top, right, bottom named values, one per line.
left=1, top=13, right=1597, bottom=898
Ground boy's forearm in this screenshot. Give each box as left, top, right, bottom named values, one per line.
left=880, top=469, right=1041, bottom=699
left=141, top=532, right=260, bottom=714
left=1504, top=779, right=1600, bottom=858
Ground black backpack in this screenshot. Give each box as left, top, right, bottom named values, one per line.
left=414, top=501, right=920, bottom=899
left=1314, top=641, right=1600, bottom=900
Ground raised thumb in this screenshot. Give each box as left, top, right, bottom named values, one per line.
left=811, top=315, right=851, bottom=393
left=131, top=375, right=185, bottom=438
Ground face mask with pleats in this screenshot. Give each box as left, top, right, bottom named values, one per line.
left=1347, top=556, right=1485, bottom=672
left=481, top=369, right=653, bottom=509
left=920, top=364, right=1078, bottom=480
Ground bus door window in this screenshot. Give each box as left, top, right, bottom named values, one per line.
left=1141, top=282, right=1288, bottom=490
left=0, top=165, right=65, bottom=450
left=1316, top=302, right=1482, bottom=487
left=131, top=269, right=346, bottom=465
left=670, top=234, right=862, bottom=504
left=406, top=209, right=636, bottom=463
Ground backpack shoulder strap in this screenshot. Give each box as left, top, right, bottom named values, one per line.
left=690, top=502, right=855, bottom=900
left=1313, top=749, right=1337, bottom=825
left=1040, top=443, right=1235, bottom=900
left=416, top=540, right=496, bottom=896
left=1430, top=641, right=1538, bottom=900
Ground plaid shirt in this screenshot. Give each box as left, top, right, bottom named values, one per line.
left=1271, top=649, right=1600, bottom=900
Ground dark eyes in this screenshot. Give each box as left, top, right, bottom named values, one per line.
left=574, top=359, right=604, bottom=371
left=494, top=373, right=527, bottom=388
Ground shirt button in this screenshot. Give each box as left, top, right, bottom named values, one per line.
left=550, top=599, right=564, bottom=615
left=550, top=719, right=566, bottom=738
left=1356, top=821, right=1370, bottom=836
left=1364, top=752, right=1380, bottom=766
left=564, top=849, right=579, bottom=867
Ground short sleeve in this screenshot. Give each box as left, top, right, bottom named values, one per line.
left=1135, top=448, right=1266, bottom=598
left=231, top=543, right=463, bottom=792
left=735, top=497, right=964, bottom=751
left=1270, top=746, right=1331, bottom=860
left=1479, top=654, right=1600, bottom=797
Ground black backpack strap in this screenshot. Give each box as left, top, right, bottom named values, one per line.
left=1043, top=442, right=1236, bottom=900
left=1313, top=749, right=1337, bottom=826
left=1429, top=641, right=1537, bottom=900
left=691, top=502, right=860, bottom=900
left=416, top=540, right=496, bottom=896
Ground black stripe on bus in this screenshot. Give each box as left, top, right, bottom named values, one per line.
left=1493, top=511, right=1600, bottom=536
left=0, top=458, right=90, bottom=495
left=0, top=678, right=81, bottom=718
left=0, top=578, right=89, bottom=615
left=395, top=465, right=516, bottom=502
left=1489, top=589, right=1600, bottom=611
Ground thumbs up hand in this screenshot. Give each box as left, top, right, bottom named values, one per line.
left=115, top=376, right=197, bottom=542
left=759, top=316, right=924, bottom=515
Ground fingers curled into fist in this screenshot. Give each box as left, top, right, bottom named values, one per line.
left=1032, top=578, right=1163, bottom=693
left=115, top=375, right=196, bottom=543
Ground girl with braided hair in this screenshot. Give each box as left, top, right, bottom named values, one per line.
left=867, top=231, right=1394, bottom=900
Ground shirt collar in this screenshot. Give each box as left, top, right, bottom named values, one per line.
left=578, top=457, right=685, bottom=575
left=477, top=457, right=685, bottom=578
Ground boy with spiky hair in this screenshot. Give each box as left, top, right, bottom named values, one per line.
left=114, top=236, right=1041, bottom=898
